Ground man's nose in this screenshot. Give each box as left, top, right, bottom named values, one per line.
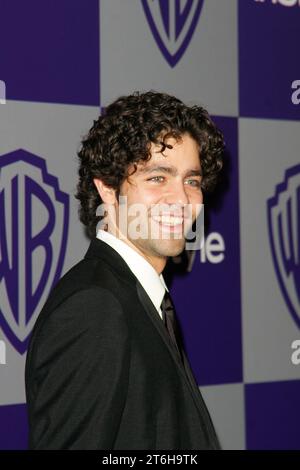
left=164, top=179, right=189, bottom=206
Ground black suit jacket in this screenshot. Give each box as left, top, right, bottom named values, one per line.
left=25, top=237, right=221, bottom=450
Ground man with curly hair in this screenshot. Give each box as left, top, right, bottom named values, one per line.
left=25, top=91, right=224, bottom=450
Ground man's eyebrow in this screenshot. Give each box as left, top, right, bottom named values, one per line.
left=185, top=169, right=203, bottom=177
left=138, top=165, right=202, bottom=177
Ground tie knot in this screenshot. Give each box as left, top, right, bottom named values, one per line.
left=160, top=290, right=183, bottom=363
left=161, top=291, right=174, bottom=312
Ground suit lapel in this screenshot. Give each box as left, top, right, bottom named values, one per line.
left=135, top=280, right=212, bottom=420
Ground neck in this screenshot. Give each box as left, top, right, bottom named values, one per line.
left=106, top=226, right=167, bottom=275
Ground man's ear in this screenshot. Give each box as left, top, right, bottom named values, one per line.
left=93, top=178, right=117, bottom=205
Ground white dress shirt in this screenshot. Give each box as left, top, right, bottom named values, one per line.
left=96, top=229, right=168, bottom=320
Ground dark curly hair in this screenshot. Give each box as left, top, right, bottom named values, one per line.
left=75, top=90, right=225, bottom=239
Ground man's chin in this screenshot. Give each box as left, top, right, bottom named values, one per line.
left=152, top=238, right=186, bottom=258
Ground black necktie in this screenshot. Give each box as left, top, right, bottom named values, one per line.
left=160, top=291, right=184, bottom=363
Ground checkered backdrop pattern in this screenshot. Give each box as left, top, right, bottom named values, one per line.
left=0, top=0, right=299, bottom=450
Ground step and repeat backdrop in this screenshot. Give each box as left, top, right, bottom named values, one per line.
left=0, top=0, right=299, bottom=450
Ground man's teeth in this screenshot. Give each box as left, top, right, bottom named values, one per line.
left=152, top=215, right=183, bottom=225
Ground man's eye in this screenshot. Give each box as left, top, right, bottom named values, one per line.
left=147, top=176, right=165, bottom=182
left=185, top=179, right=201, bottom=187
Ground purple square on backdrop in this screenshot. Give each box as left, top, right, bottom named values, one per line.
left=239, top=0, right=300, bottom=120
left=0, top=403, right=28, bottom=450
left=245, top=380, right=300, bottom=450
left=0, top=0, right=100, bottom=106
left=166, top=116, right=242, bottom=386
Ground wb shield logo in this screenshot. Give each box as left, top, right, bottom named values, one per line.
left=267, top=164, right=300, bottom=328
left=0, top=149, right=69, bottom=354
left=142, top=0, right=204, bottom=67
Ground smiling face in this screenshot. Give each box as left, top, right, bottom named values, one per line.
left=111, top=132, right=203, bottom=273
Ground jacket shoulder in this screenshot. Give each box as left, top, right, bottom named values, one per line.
left=43, top=256, right=124, bottom=313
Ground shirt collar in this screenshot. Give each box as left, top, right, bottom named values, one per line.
left=96, top=229, right=168, bottom=314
